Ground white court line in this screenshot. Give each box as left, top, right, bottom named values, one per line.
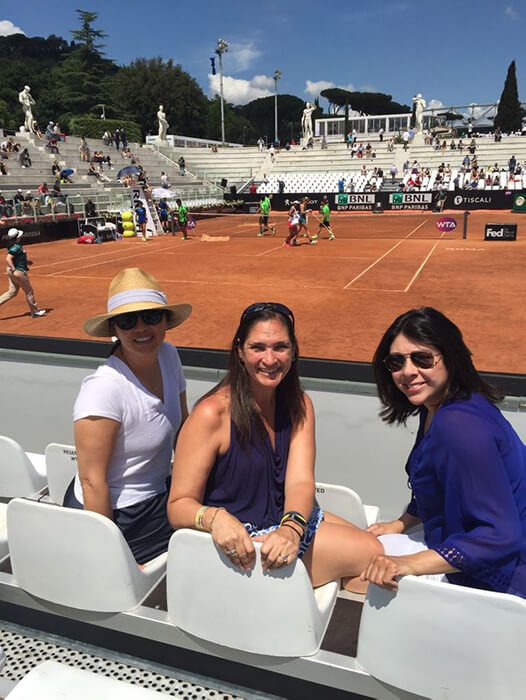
left=404, top=242, right=438, bottom=292
left=32, top=238, right=193, bottom=272
left=257, top=244, right=287, bottom=256
left=343, top=219, right=429, bottom=289
left=46, top=240, right=200, bottom=276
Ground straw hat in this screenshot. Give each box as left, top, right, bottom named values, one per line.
left=84, top=268, right=192, bottom=337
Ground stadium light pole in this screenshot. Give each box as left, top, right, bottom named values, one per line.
left=215, top=39, right=229, bottom=144
left=273, top=70, right=282, bottom=144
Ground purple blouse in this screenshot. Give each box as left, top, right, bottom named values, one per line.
left=204, top=400, right=292, bottom=529
left=406, top=393, right=526, bottom=597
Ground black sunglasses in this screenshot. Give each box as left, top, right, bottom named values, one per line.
left=113, top=309, right=166, bottom=331
left=241, top=302, right=295, bottom=327
left=383, top=351, right=441, bottom=373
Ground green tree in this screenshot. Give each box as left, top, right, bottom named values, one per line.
left=71, top=9, right=107, bottom=55
left=321, top=88, right=410, bottom=115
left=494, top=60, right=524, bottom=133
left=112, top=58, right=209, bottom=138
left=239, top=94, right=306, bottom=143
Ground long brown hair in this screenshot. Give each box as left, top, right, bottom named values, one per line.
left=199, top=304, right=306, bottom=445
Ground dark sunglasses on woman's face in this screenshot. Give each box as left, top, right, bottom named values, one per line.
left=383, top=351, right=440, bottom=373
left=241, top=302, right=295, bottom=326
left=113, top=309, right=166, bottom=331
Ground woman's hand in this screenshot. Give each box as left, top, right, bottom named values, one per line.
left=360, top=554, right=418, bottom=591
left=210, top=508, right=256, bottom=572
left=367, top=518, right=406, bottom=537
left=253, top=525, right=301, bottom=571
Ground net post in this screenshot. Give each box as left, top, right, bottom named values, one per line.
left=462, top=210, right=469, bottom=240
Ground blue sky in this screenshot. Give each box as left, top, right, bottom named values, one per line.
left=2, top=1, right=525, bottom=111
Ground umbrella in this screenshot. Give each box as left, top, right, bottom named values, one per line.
left=117, top=165, right=141, bottom=179
left=60, top=168, right=75, bottom=177
left=151, top=188, right=178, bottom=199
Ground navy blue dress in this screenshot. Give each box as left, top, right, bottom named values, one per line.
left=204, top=400, right=292, bottom=530
left=406, top=393, right=526, bottom=597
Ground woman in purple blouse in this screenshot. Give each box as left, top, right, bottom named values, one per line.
left=361, top=307, right=526, bottom=598
left=168, top=302, right=381, bottom=589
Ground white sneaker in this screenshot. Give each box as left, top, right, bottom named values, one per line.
left=31, top=310, right=47, bottom=317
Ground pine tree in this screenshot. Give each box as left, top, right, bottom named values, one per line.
left=494, top=61, right=524, bottom=133
left=71, top=10, right=107, bottom=55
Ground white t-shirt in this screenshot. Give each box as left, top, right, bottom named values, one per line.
left=73, top=342, right=186, bottom=508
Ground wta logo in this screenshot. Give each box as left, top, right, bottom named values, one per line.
left=436, top=216, right=457, bottom=232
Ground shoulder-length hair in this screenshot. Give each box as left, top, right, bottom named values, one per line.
left=200, top=304, right=306, bottom=445
left=373, top=307, right=503, bottom=424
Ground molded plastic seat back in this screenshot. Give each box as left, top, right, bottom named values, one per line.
left=45, top=443, right=77, bottom=504
left=357, top=575, right=526, bottom=699
left=167, top=529, right=338, bottom=657
left=315, top=481, right=378, bottom=528
left=6, top=660, right=172, bottom=699
left=0, top=436, right=46, bottom=497
left=7, top=498, right=166, bottom=612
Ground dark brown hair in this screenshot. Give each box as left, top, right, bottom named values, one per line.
left=200, top=305, right=306, bottom=445
left=373, top=307, right=503, bottom=424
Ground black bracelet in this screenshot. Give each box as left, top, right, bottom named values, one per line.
left=280, top=510, right=308, bottom=529
left=281, top=521, right=302, bottom=540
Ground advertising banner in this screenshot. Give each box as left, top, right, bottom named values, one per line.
left=484, top=223, right=517, bottom=241
left=512, top=192, right=526, bottom=213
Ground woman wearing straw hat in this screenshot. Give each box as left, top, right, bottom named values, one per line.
left=0, top=228, right=46, bottom=318
left=64, top=268, right=192, bottom=564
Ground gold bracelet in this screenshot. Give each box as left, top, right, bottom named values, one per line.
left=208, top=506, right=225, bottom=532
left=194, top=505, right=208, bottom=531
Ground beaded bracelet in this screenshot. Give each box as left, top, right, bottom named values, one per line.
left=208, top=506, right=225, bottom=532
left=194, top=505, right=209, bottom=531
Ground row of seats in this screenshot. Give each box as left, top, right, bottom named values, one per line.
left=1, top=436, right=525, bottom=699
left=256, top=171, right=383, bottom=194
left=402, top=168, right=526, bottom=191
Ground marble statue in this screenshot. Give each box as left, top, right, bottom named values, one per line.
left=301, top=102, right=316, bottom=141
left=413, top=93, right=426, bottom=132
left=156, top=105, right=169, bottom=142
left=19, top=85, right=36, bottom=133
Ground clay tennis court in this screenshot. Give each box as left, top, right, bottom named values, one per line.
left=1, top=209, right=524, bottom=373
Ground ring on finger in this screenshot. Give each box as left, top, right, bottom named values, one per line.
left=226, top=548, right=238, bottom=557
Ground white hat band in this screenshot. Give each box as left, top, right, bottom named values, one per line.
left=107, top=289, right=167, bottom=313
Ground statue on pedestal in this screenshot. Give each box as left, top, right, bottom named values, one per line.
left=156, top=105, right=169, bottom=142
left=412, top=93, right=426, bottom=132
left=19, top=85, right=36, bottom=133
left=301, top=102, right=316, bottom=141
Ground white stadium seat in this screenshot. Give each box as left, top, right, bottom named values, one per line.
left=315, top=481, right=378, bottom=528
left=45, top=442, right=77, bottom=504
left=167, top=529, right=338, bottom=656
left=0, top=436, right=46, bottom=498
left=7, top=498, right=166, bottom=613
left=357, top=575, right=526, bottom=699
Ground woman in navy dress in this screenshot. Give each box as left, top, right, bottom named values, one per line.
left=168, top=302, right=381, bottom=589
left=362, top=307, right=526, bottom=597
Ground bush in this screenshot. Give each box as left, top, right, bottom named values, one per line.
left=68, top=116, right=142, bottom=143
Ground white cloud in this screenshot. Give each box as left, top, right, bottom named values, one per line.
left=225, top=41, right=261, bottom=72
left=427, top=99, right=445, bottom=109
left=208, top=74, right=273, bottom=105
left=505, top=6, right=519, bottom=20
left=305, top=80, right=356, bottom=99
left=0, top=19, right=25, bottom=36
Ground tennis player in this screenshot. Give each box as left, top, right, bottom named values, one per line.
left=257, top=195, right=276, bottom=237
left=316, top=196, right=335, bottom=241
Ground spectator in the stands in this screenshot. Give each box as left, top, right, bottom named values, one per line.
left=102, top=130, right=112, bottom=147
left=249, top=181, right=257, bottom=194
left=45, top=122, right=55, bottom=140
left=160, top=171, right=170, bottom=188
left=84, top=199, right=97, bottom=218
left=0, top=162, right=7, bottom=176
left=178, top=156, right=186, bottom=176
left=278, top=179, right=285, bottom=194
left=114, top=128, right=121, bottom=151
left=120, top=128, right=128, bottom=149
left=320, top=135, right=328, bottom=149
left=19, top=148, right=32, bottom=168
left=79, top=137, right=90, bottom=162
left=46, top=138, right=59, bottom=155
left=468, top=139, right=476, bottom=154
left=37, top=182, right=50, bottom=205
left=32, top=122, right=43, bottom=140
left=51, top=160, right=61, bottom=177
left=494, top=127, right=502, bottom=143
left=0, top=192, right=13, bottom=218
left=509, top=155, right=517, bottom=174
